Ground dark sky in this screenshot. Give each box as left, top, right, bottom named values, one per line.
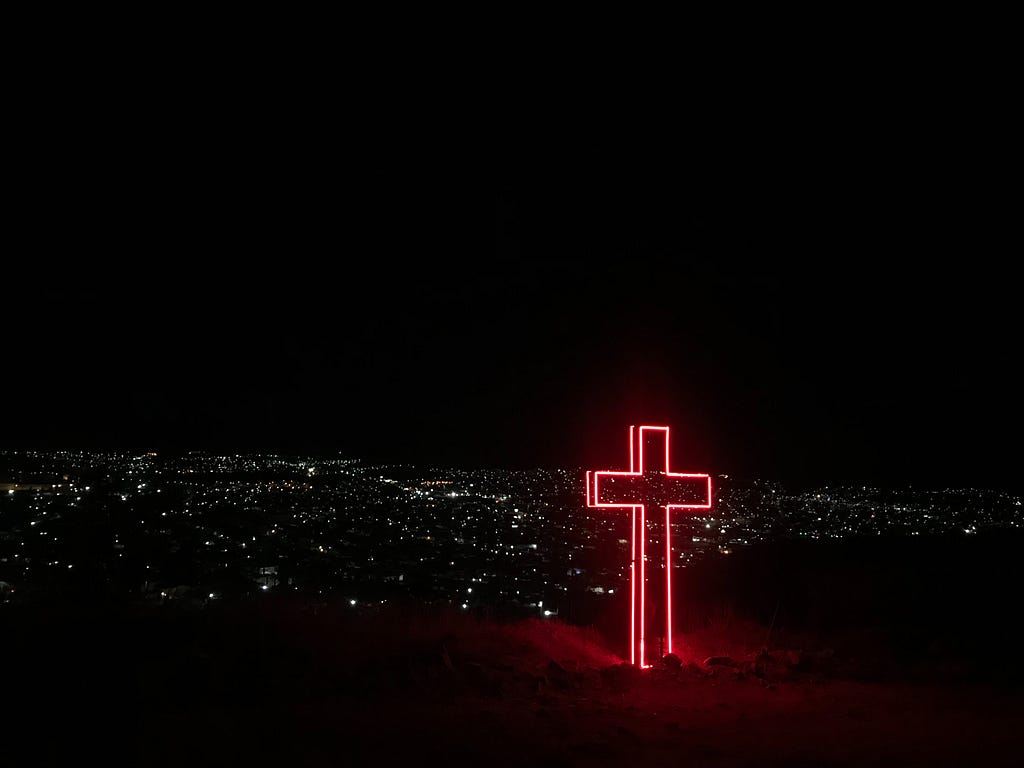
left=4, top=152, right=1018, bottom=492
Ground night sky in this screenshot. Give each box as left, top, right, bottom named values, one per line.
left=4, top=159, right=1017, bottom=492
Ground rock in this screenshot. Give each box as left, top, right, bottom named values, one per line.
left=662, top=653, right=682, bottom=669
left=752, top=650, right=774, bottom=678
left=533, top=673, right=548, bottom=693
left=704, top=656, right=737, bottom=667
left=601, top=663, right=641, bottom=693
left=547, top=659, right=574, bottom=689
left=580, top=669, right=602, bottom=690
left=460, top=661, right=505, bottom=697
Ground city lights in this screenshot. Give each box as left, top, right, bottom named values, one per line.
left=0, top=449, right=1017, bottom=617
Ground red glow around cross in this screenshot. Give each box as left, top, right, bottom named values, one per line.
left=587, top=426, right=711, bottom=668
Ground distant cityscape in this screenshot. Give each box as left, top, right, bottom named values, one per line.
left=1, top=451, right=1020, bottom=613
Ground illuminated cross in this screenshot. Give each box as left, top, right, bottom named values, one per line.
left=586, top=425, right=711, bottom=667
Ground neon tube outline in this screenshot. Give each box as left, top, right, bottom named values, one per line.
left=588, top=425, right=712, bottom=667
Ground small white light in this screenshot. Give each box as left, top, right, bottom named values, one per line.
left=350, top=599, right=356, bottom=606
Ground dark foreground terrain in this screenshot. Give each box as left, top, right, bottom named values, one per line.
left=5, top=534, right=1023, bottom=766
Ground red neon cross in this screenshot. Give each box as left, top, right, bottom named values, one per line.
left=586, top=426, right=711, bottom=668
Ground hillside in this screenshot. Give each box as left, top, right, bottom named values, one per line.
left=4, top=595, right=1022, bottom=767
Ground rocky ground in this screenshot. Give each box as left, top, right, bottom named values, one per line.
left=6, top=601, right=1022, bottom=767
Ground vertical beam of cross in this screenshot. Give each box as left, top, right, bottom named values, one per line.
left=587, top=425, right=712, bottom=667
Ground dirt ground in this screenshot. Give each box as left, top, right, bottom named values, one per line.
left=134, top=669, right=1022, bottom=767
left=7, top=604, right=1022, bottom=767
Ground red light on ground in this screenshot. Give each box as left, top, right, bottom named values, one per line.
left=587, top=425, right=711, bottom=668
